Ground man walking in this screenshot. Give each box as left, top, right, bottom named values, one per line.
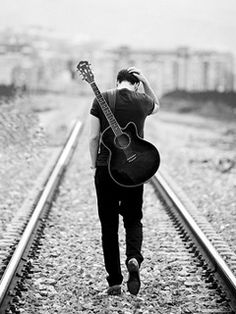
left=89, top=67, right=160, bottom=295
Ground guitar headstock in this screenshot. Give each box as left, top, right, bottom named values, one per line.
left=76, top=61, right=94, bottom=84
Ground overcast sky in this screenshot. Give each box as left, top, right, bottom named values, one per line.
left=0, top=0, right=235, bottom=54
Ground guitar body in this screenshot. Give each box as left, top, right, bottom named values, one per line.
left=101, top=122, right=160, bottom=187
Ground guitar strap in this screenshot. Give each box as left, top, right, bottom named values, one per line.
left=107, top=88, right=117, bottom=113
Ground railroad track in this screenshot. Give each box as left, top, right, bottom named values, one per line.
left=0, top=118, right=236, bottom=313
left=0, top=120, right=83, bottom=313
left=151, top=172, right=236, bottom=312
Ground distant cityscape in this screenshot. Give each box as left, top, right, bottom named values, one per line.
left=0, top=27, right=234, bottom=96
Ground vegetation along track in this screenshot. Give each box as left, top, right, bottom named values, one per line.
left=0, top=120, right=83, bottom=313
left=1, top=117, right=236, bottom=313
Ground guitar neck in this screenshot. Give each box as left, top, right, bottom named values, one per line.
left=90, top=82, right=122, bottom=137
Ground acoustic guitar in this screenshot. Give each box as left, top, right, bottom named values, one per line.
left=77, top=61, right=160, bottom=187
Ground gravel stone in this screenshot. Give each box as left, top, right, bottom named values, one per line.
left=0, top=93, right=89, bottom=237
left=0, top=96, right=50, bottom=233
left=146, top=111, right=236, bottom=253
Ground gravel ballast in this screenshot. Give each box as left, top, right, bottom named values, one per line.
left=0, top=93, right=89, bottom=237
left=146, top=110, right=236, bottom=254
left=0, top=96, right=50, bottom=236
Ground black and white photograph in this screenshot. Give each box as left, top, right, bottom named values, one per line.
left=0, top=0, right=236, bottom=313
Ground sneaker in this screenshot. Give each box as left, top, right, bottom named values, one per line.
left=107, top=284, right=122, bottom=296
left=127, top=258, right=141, bottom=295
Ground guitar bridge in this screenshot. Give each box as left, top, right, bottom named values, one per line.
left=127, top=154, right=137, bottom=162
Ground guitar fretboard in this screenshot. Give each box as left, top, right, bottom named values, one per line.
left=90, top=82, right=122, bottom=137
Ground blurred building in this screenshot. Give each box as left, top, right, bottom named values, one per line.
left=0, top=27, right=234, bottom=96
left=104, top=46, right=234, bottom=95
left=0, top=27, right=76, bottom=92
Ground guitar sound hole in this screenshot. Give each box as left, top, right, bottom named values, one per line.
left=115, top=133, right=130, bottom=149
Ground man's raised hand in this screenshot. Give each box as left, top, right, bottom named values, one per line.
left=127, top=67, right=147, bottom=84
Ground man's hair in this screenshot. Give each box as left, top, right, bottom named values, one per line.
left=117, top=69, right=140, bottom=85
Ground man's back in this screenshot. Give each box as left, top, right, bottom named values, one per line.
left=90, top=88, right=154, bottom=166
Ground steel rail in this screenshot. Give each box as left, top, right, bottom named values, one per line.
left=0, top=120, right=83, bottom=309
left=152, top=171, right=236, bottom=306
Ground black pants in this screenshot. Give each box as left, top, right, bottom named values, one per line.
left=95, top=166, right=144, bottom=287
